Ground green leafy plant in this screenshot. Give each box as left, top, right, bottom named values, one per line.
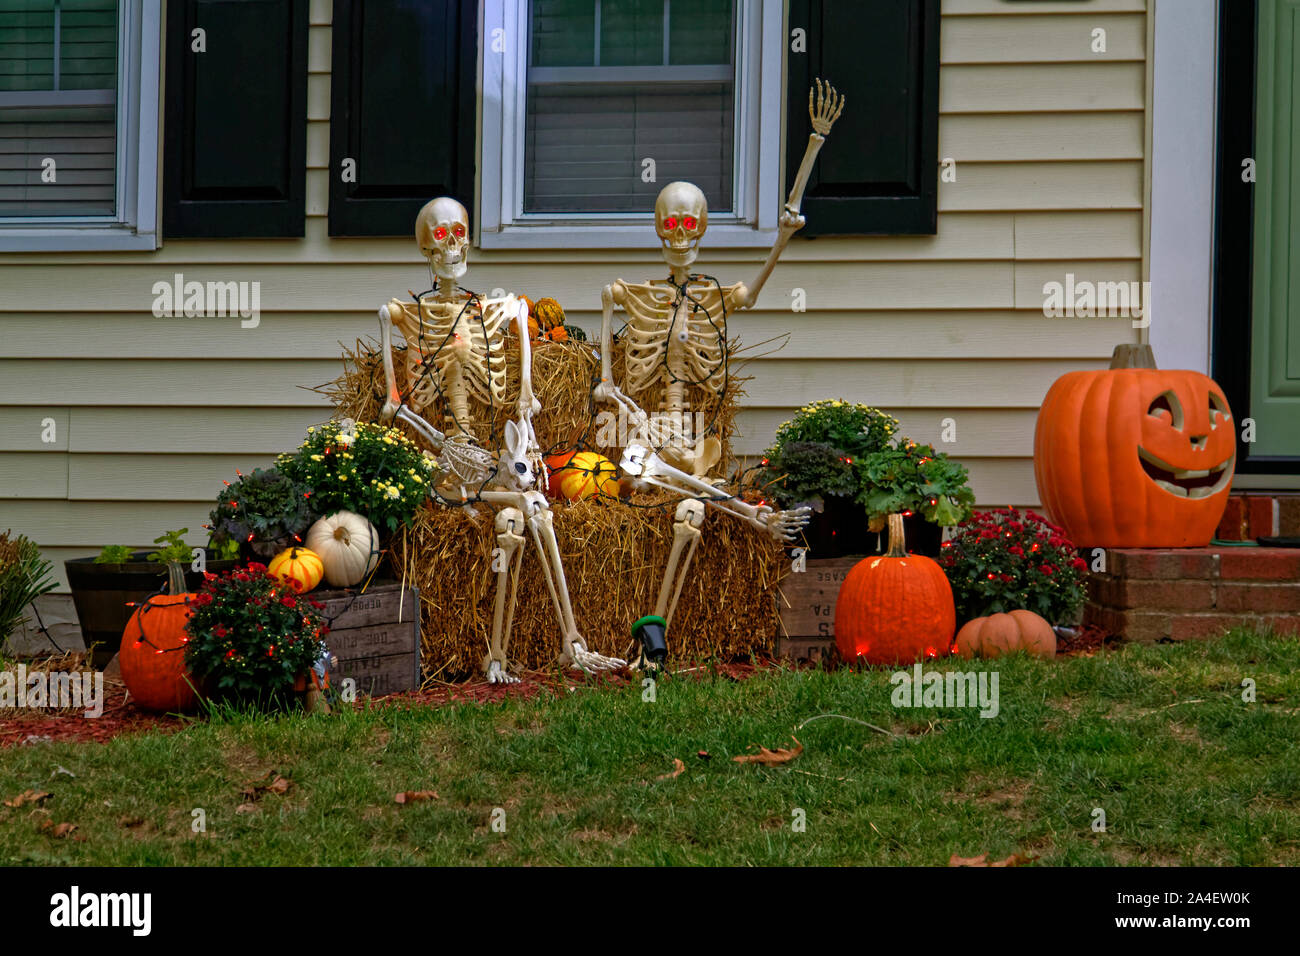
left=209, top=467, right=314, bottom=558
left=185, top=562, right=328, bottom=705
left=93, top=545, right=135, bottom=564
left=938, top=507, right=1086, bottom=624
left=0, top=530, right=57, bottom=643
left=759, top=400, right=899, bottom=511
left=276, top=420, right=438, bottom=534
left=767, top=399, right=899, bottom=462
left=760, top=441, right=857, bottom=510
left=855, top=440, right=975, bottom=528
left=210, top=537, right=240, bottom=561
left=147, top=529, right=193, bottom=567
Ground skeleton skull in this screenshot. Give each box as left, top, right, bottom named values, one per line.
left=654, top=182, right=708, bottom=271
left=415, top=197, right=470, bottom=282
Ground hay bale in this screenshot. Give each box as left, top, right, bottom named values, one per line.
left=323, top=334, right=780, bottom=680
left=390, top=493, right=783, bottom=679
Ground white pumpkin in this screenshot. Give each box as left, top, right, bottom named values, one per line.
left=306, top=511, right=380, bottom=587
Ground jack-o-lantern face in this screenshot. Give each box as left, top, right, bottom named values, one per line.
left=1138, top=386, right=1234, bottom=500
left=1033, top=368, right=1236, bottom=548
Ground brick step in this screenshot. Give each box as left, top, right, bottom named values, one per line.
left=1085, top=546, right=1299, bottom=642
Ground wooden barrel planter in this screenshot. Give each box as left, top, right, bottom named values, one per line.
left=64, top=551, right=238, bottom=669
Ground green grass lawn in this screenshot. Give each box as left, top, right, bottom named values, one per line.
left=1, top=628, right=1297, bottom=866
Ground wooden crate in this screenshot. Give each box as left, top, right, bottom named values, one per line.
left=314, top=580, right=420, bottom=697
left=776, top=557, right=860, bottom=660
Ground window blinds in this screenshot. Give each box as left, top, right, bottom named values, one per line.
left=524, top=0, right=735, bottom=215
left=0, top=0, right=118, bottom=218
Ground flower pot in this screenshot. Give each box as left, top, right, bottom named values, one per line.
left=798, top=496, right=876, bottom=558
left=64, top=550, right=238, bottom=670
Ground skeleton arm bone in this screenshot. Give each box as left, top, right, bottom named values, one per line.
left=594, top=282, right=623, bottom=402
left=734, top=79, right=845, bottom=311
left=621, top=444, right=810, bottom=541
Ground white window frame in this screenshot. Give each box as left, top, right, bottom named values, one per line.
left=478, top=0, right=782, bottom=249
left=0, top=0, right=161, bottom=252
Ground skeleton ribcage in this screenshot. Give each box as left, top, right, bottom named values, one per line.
left=619, top=281, right=730, bottom=396
left=389, top=298, right=509, bottom=427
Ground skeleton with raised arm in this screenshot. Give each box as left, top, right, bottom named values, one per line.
left=593, top=80, right=845, bottom=652
left=378, top=197, right=623, bottom=683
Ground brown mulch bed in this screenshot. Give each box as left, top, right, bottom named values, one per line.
left=1054, top=623, right=1120, bottom=657
left=2, top=639, right=1114, bottom=750
left=0, top=678, right=190, bottom=750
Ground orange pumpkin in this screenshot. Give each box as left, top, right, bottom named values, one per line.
left=545, top=325, right=569, bottom=343
left=834, top=513, right=956, bottom=665
left=544, top=450, right=620, bottom=500
left=119, top=566, right=197, bottom=712
left=953, top=610, right=1056, bottom=660
left=268, top=546, right=324, bottom=593
left=1034, top=363, right=1235, bottom=547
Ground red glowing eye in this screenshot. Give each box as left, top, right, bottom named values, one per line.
left=663, top=217, right=678, bottom=230
left=433, top=226, right=448, bottom=240
left=452, top=224, right=465, bottom=238
left=684, top=216, right=697, bottom=230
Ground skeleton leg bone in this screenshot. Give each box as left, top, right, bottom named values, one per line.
left=485, top=507, right=526, bottom=684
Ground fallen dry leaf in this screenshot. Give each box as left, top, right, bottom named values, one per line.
left=241, top=773, right=292, bottom=801
left=39, top=820, right=78, bottom=839
left=732, top=737, right=803, bottom=766
left=949, top=851, right=1039, bottom=867
left=4, top=789, right=52, bottom=808
left=118, top=816, right=146, bottom=829
left=656, top=758, right=686, bottom=780
left=234, top=803, right=259, bottom=815
left=394, top=790, right=439, bottom=805
left=697, top=751, right=711, bottom=760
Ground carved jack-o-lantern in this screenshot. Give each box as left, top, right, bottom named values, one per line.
left=1034, top=360, right=1235, bottom=548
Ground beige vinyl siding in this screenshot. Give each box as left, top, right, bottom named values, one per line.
left=0, top=0, right=1148, bottom=589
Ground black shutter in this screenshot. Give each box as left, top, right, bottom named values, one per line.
left=162, top=0, right=308, bottom=238
left=328, top=0, right=476, bottom=237
left=787, top=0, right=940, bottom=236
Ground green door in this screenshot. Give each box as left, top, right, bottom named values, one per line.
left=1251, top=0, right=1300, bottom=457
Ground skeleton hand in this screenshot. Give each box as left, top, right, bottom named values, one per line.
left=809, top=77, right=845, bottom=136
left=758, top=504, right=813, bottom=542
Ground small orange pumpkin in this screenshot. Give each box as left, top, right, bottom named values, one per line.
left=119, top=564, right=197, bottom=712
left=834, top=513, right=956, bottom=665
left=1034, top=352, right=1235, bottom=547
left=544, top=449, right=620, bottom=500
left=953, top=609, right=1056, bottom=660
left=268, top=546, right=324, bottom=593
left=545, top=325, right=569, bottom=343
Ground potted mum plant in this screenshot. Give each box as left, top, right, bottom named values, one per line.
left=185, top=563, right=329, bottom=709
left=276, top=419, right=438, bottom=536
left=759, top=400, right=900, bottom=557
left=938, top=507, right=1086, bottom=627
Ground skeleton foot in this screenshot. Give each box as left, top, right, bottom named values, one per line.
left=486, top=659, right=520, bottom=685
left=562, top=636, right=626, bottom=674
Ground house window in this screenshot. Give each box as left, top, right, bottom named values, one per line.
left=524, top=0, right=736, bottom=214
left=481, top=0, right=784, bottom=249
left=0, top=0, right=160, bottom=251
